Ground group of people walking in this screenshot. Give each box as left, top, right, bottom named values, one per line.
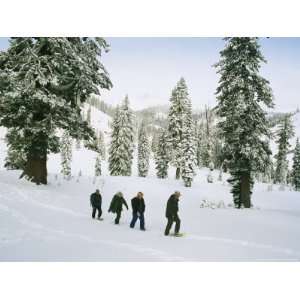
left=89, top=190, right=182, bottom=236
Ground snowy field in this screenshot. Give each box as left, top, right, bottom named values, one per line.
left=1, top=162, right=300, bottom=262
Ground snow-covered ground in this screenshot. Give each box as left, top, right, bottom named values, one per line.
left=1, top=164, right=300, bottom=261
left=1, top=107, right=300, bottom=261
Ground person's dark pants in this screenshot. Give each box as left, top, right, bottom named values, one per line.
left=130, top=212, right=145, bottom=230
left=115, top=210, right=122, bottom=224
left=92, top=206, right=102, bottom=219
left=164, top=214, right=181, bottom=235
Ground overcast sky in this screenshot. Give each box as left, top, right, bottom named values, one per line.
left=1, top=37, right=299, bottom=112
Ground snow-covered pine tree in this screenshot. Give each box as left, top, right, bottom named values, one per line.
left=4, top=128, right=26, bottom=170
left=262, top=158, right=274, bottom=183
left=108, top=96, right=134, bottom=176
left=95, top=154, right=102, bottom=177
left=98, top=131, right=106, bottom=160
left=212, top=129, right=224, bottom=170
left=274, top=114, right=294, bottom=184
left=155, top=129, right=169, bottom=179
left=108, top=106, right=121, bottom=175
left=292, top=138, right=300, bottom=191
left=215, top=38, right=274, bottom=208
left=0, top=38, right=112, bottom=184
left=167, top=77, right=190, bottom=179
left=93, top=130, right=106, bottom=177
left=138, top=121, right=150, bottom=177
left=151, top=131, right=160, bottom=156
left=196, top=121, right=205, bottom=167
left=60, top=131, right=72, bottom=180
left=203, top=105, right=215, bottom=169
left=181, top=94, right=196, bottom=187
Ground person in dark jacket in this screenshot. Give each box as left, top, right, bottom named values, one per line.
left=130, top=192, right=146, bottom=231
left=108, top=192, right=129, bottom=224
left=164, top=191, right=181, bottom=236
left=90, top=189, right=102, bottom=219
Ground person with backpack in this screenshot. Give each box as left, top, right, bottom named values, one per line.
left=90, top=189, right=102, bottom=220
left=108, top=192, right=129, bottom=224
left=130, top=192, right=146, bottom=231
left=164, top=191, right=182, bottom=236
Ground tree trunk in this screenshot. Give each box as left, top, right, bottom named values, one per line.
left=240, top=172, right=251, bottom=208
left=176, top=167, right=181, bottom=180
left=21, top=154, right=47, bottom=185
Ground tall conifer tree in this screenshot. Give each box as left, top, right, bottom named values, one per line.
left=181, top=92, right=196, bottom=187
left=60, top=131, right=72, bottom=180
left=215, top=38, right=274, bottom=208
left=108, top=96, right=134, bottom=176
left=155, top=129, right=169, bottom=179
left=138, top=121, right=150, bottom=177
left=292, top=138, right=300, bottom=191
left=274, top=115, right=294, bottom=184
left=167, top=77, right=190, bottom=179
left=0, top=37, right=112, bottom=184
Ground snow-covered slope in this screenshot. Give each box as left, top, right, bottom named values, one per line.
left=1, top=162, right=300, bottom=261
left=1, top=107, right=300, bottom=261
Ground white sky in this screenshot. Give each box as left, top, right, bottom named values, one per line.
left=100, top=37, right=300, bottom=112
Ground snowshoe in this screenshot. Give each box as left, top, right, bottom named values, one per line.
left=170, top=233, right=185, bottom=237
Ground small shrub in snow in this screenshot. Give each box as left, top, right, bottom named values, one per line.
left=207, top=173, right=213, bottom=183
left=200, top=199, right=226, bottom=209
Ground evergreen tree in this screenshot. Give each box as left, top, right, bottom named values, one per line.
left=98, top=131, right=106, bottom=160
left=108, top=106, right=121, bottom=175
left=262, top=157, right=274, bottom=183
left=181, top=94, right=196, bottom=187
left=4, top=128, right=26, bottom=170
left=155, top=129, right=169, bottom=179
left=195, top=121, right=205, bottom=167
left=95, top=154, right=101, bottom=177
left=0, top=37, right=112, bottom=184
left=215, top=38, right=274, bottom=208
left=94, top=130, right=105, bottom=177
left=108, top=96, right=134, bottom=176
left=151, top=131, right=160, bottom=156
left=292, top=138, right=300, bottom=191
left=203, top=105, right=215, bottom=168
left=138, top=121, right=150, bottom=177
left=60, top=131, right=72, bottom=180
left=167, top=77, right=190, bottom=179
left=274, top=115, right=294, bottom=184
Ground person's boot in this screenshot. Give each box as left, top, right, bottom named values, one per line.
left=174, top=232, right=184, bottom=237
